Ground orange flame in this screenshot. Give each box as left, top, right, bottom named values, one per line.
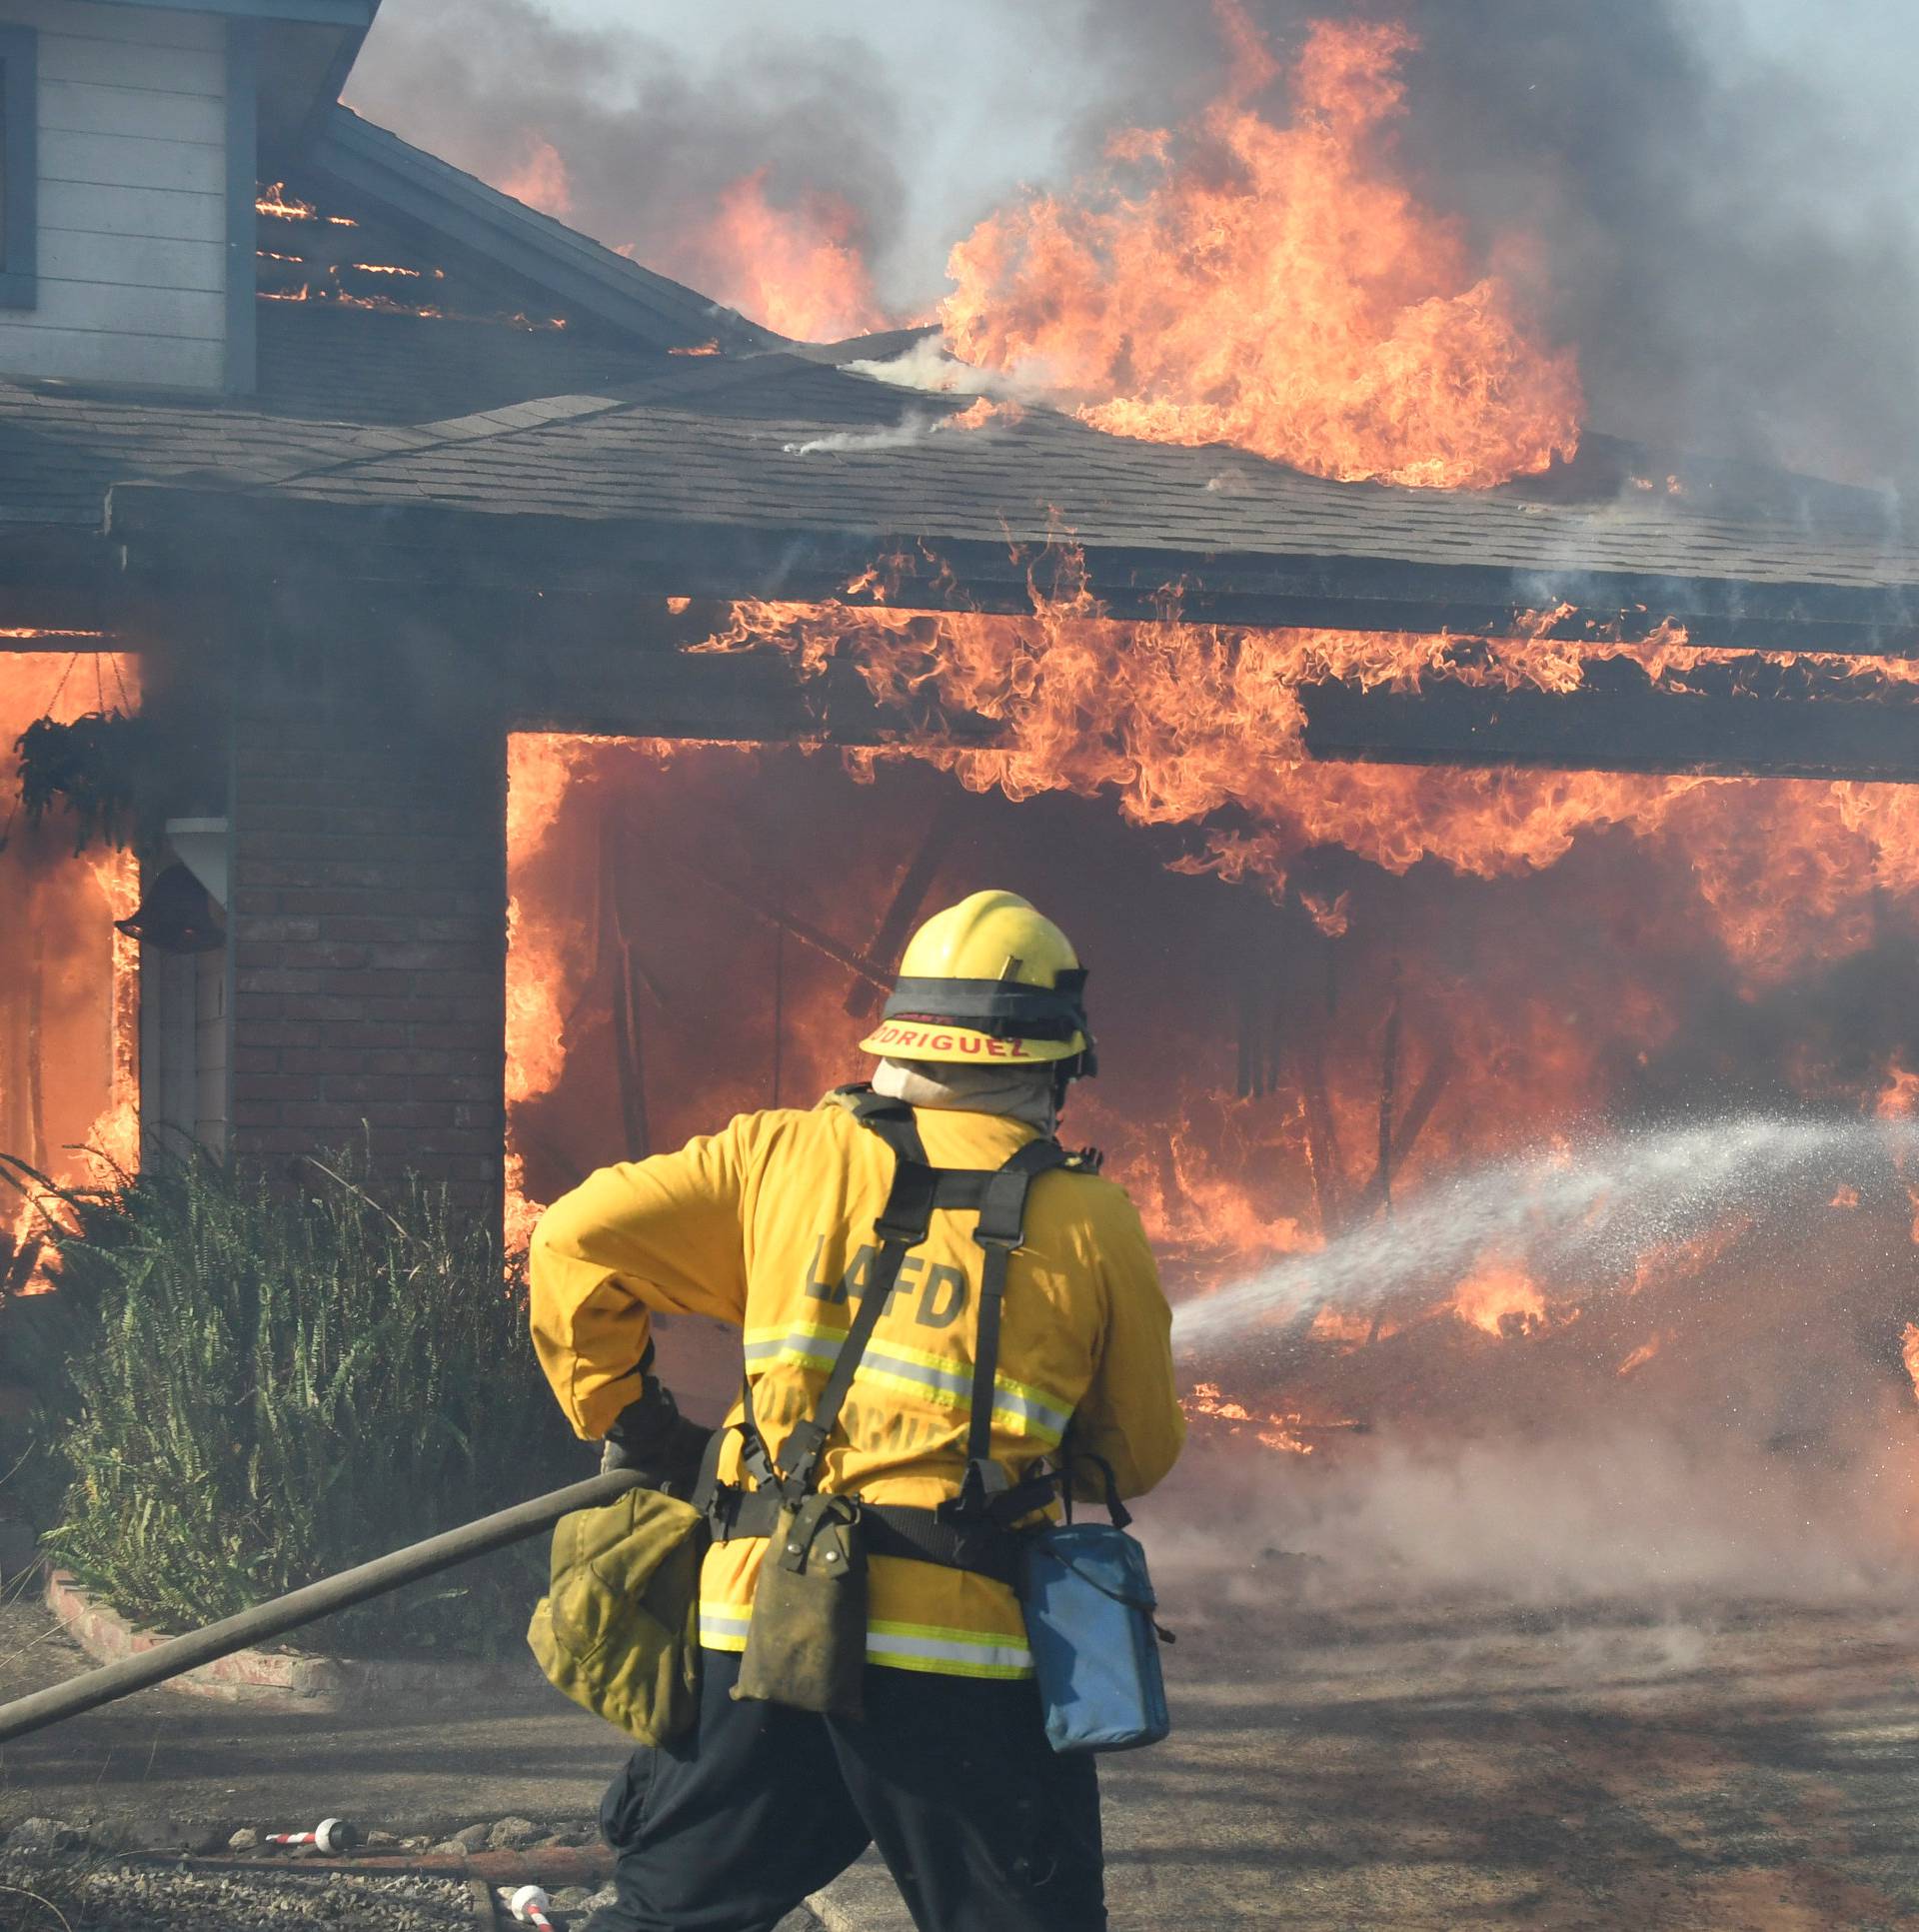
left=497, top=137, right=573, bottom=219
left=699, top=565, right=1919, bottom=991
left=1, top=654, right=143, bottom=1291
left=940, top=15, right=1580, bottom=487
left=256, top=182, right=356, bottom=227
left=255, top=182, right=314, bottom=220
left=1876, top=1059, right=1919, bottom=1120
left=651, top=168, right=892, bottom=343
left=1448, top=1260, right=1549, bottom=1337
left=504, top=734, right=608, bottom=1248
left=1185, top=1380, right=1349, bottom=1455
left=945, top=397, right=1027, bottom=433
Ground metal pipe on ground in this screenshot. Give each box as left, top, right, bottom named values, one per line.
left=0, top=1469, right=643, bottom=1743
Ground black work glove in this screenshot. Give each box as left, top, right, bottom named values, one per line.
left=600, top=1374, right=715, bottom=1500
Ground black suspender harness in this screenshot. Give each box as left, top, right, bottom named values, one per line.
left=703, top=1085, right=1096, bottom=1589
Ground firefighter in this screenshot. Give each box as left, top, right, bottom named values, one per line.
left=529, top=889, right=1185, bottom=1932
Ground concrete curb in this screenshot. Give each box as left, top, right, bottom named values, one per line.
left=807, top=1854, right=915, bottom=1931
left=43, top=1569, right=542, bottom=1713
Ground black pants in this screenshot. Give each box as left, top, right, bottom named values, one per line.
left=587, top=1648, right=1105, bottom=1932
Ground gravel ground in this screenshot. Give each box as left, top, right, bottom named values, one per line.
left=0, top=1851, right=503, bottom=1931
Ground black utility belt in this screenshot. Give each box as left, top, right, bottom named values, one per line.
left=708, top=1485, right=1023, bottom=1590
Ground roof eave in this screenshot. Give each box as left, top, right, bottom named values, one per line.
left=309, top=109, right=785, bottom=354
left=101, top=482, right=1919, bottom=656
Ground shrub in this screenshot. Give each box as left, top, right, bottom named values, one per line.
left=13, top=1148, right=584, bottom=1656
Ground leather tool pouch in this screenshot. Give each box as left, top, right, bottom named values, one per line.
left=735, top=1493, right=869, bottom=1718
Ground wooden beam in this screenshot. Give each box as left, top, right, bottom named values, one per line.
left=1299, top=680, right=1919, bottom=781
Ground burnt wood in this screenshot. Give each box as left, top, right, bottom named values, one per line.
left=1300, top=680, right=1919, bottom=781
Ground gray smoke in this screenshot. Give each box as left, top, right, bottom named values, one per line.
left=343, top=0, right=908, bottom=317
left=1137, top=1420, right=1919, bottom=1613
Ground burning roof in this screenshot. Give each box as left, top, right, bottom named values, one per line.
left=1, top=86, right=1914, bottom=798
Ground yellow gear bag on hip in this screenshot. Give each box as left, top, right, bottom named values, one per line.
left=527, top=1485, right=706, bottom=1745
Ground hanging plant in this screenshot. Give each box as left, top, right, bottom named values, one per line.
left=11, top=710, right=152, bottom=855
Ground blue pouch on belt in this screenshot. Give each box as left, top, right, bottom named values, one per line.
left=1019, top=1457, right=1171, bottom=1753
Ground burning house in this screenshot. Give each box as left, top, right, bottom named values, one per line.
left=5, top=0, right=1919, bottom=1535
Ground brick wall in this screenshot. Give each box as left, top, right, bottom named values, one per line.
left=226, top=633, right=506, bottom=1211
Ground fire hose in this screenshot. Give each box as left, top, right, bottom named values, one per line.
left=0, top=1468, right=645, bottom=1744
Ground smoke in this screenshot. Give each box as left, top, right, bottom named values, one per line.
left=1140, top=1418, right=1919, bottom=1617
left=783, top=398, right=1026, bottom=456
left=344, top=0, right=909, bottom=330
left=1062, top=0, right=1919, bottom=483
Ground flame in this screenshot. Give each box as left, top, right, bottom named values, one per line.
left=1301, top=891, right=1351, bottom=939
left=500, top=716, right=1919, bottom=1474
left=85, top=848, right=142, bottom=1183
left=256, top=182, right=356, bottom=227
left=1905, top=1324, right=1919, bottom=1403
left=670, top=340, right=722, bottom=358
left=940, top=15, right=1580, bottom=487
left=1831, top=1183, right=1862, bottom=1208
left=1, top=654, right=143, bottom=1291
left=1185, top=1380, right=1348, bottom=1454
left=497, top=137, right=573, bottom=219
left=504, top=734, right=607, bottom=1248
left=256, top=182, right=314, bottom=220
left=1448, top=1261, right=1549, bottom=1337
left=1876, top=1059, right=1919, bottom=1120
left=698, top=563, right=1919, bottom=991
left=945, top=397, right=1027, bottom=433
left=1312, top=1307, right=1387, bottom=1346
left=648, top=168, right=893, bottom=342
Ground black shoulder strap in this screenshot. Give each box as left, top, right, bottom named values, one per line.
left=738, top=1090, right=1087, bottom=1516
left=758, top=1096, right=938, bottom=1506
left=953, top=1135, right=1070, bottom=1516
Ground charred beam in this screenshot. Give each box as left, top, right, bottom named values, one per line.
left=1300, top=681, right=1919, bottom=780
left=845, top=800, right=961, bottom=1020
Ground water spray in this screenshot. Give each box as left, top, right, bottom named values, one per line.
left=1172, top=1113, right=1919, bottom=1361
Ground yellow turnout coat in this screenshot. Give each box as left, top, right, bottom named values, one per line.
left=529, top=1096, right=1185, bottom=1681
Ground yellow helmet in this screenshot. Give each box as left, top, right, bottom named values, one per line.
left=860, top=890, right=1095, bottom=1072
